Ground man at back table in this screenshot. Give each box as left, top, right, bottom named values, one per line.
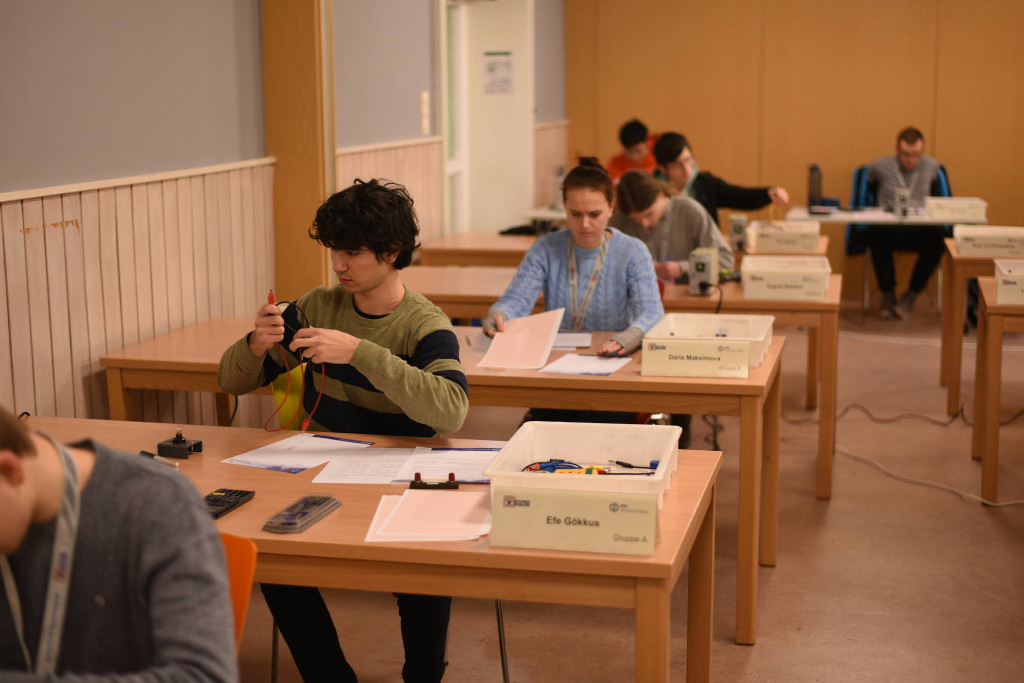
left=867, top=126, right=948, bottom=320
left=218, top=178, right=469, bottom=683
left=652, top=132, right=788, bottom=226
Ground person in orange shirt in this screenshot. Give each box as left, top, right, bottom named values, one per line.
left=606, top=119, right=658, bottom=183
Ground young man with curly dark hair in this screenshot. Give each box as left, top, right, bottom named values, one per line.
left=219, top=178, right=468, bottom=683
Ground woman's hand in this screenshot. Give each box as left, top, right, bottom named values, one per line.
left=654, top=260, right=683, bottom=281
left=597, top=340, right=625, bottom=356
left=483, top=313, right=506, bottom=338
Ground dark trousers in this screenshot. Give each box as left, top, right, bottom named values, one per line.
left=261, top=584, right=451, bottom=683
left=867, top=225, right=946, bottom=294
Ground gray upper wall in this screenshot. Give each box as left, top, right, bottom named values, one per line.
left=0, top=0, right=264, bottom=193
left=333, top=0, right=567, bottom=146
left=333, top=0, right=434, bottom=147
left=535, top=0, right=566, bottom=123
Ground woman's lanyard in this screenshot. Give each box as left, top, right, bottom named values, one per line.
left=1, top=434, right=80, bottom=675
left=567, top=232, right=610, bottom=331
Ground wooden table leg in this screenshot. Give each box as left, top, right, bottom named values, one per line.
left=105, top=368, right=132, bottom=421
left=805, top=326, right=819, bottom=409
left=817, top=311, right=839, bottom=499
left=686, top=486, right=714, bottom=683
left=971, top=302, right=988, bottom=462
left=635, top=579, right=671, bottom=683
left=981, top=312, right=1003, bottom=502
left=946, top=266, right=967, bottom=415
left=215, top=393, right=233, bottom=426
left=735, top=394, right=763, bottom=645
left=760, top=362, right=781, bottom=567
left=940, top=255, right=953, bottom=386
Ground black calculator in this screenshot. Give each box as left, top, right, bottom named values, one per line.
left=204, top=488, right=255, bottom=519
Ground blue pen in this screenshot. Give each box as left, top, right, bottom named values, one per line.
left=310, top=434, right=374, bottom=446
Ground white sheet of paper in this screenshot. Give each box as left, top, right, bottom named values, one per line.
left=364, top=492, right=492, bottom=542
left=365, top=495, right=404, bottom=541
left=378, top=490, right=491, bottom=539
left=477, top=308, right=565, bottom=369
left=552, top=332, right=593, bottom=349
left=539, top=353, right=632, bottom=376
left=222, top=433, right=373, bottom=473
left=311, top=448, right=417, bottom=484
left=393, top=447, right=502, bottom=484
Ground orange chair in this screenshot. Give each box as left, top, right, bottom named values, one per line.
left=219, top=532, right=258, bottom=652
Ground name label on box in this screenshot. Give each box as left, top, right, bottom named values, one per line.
left=750, top=232, right=819, bottom=253
left=926, top=197, right=987, bottom=222
left=490, top=486, right=658, bottom=555
left=997, top=277, right=1024, bottom=305
left=744, top=273, right=827, bottom=300
left=957, top=236, right=1024, bottom=257
left=642, top=338, right=750, bottom=378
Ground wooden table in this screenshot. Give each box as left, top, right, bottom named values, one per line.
left=400, top=265, right=542, bottom=319
left=940, top=239, right=997, bottom=415
left=970, top=277, right=1024, bottom=502
left=419, top=231, right=827, bottom=271
left=27, top=416, right=720, bottom=683
left=404, top=267, right=839, bottom=498
left=663, top=276, right=840, bottom=499
left=419, top=232, right=537, bottom=267
left=459, top=327, right=785, bottom=645
left=100, top=318, right=782, bottom=644
left=100, top=318, right=268, bottom=425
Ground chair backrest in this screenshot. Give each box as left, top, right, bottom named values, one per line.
left=219, top=532, right=258, bottom=652
left=270, top=364, right=306, bottom=429
left=845, top=163, right=956, bottom=255
left=935, top=164, right=952, bottom=198
left=845, top=164, right=876, bottom=255
left=267, top=301, right=306, bottom=430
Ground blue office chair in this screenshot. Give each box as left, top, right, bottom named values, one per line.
left=845, top=164, right=952, bottom=309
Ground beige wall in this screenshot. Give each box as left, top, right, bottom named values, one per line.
left=566, top=0, right=1024, bottom=296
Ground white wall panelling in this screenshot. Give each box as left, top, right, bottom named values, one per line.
left=0, top=158, right=276, bottom=428
left=533, top=120, right=570, bottom=211
left=335, top=137, right=446, bottom=245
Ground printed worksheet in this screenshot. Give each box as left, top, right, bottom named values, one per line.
left=222, top=433, right=373, bottom=473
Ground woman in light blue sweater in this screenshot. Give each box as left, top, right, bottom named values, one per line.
left=484, top=157, right=664, bottom=356
left=484, top=157, right=665, bottom=425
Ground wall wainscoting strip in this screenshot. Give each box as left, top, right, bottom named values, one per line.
left=0, top=159, right=276, bottom=428
left=336, top=139, right=445, bottom=245
left=534, top=120, right=570, bottom=211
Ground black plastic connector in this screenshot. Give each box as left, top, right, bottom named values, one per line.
left=157, top=427, right=203, bottom=459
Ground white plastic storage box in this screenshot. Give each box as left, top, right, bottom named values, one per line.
left=953, top=225, right=1024, bottom=257
left=741, top=255, right=831, bottom=301
left=484, top=422, right=681, bottom=555
left=925, top=197, right=987, bottom=222
left=745, top=220, right=820, bottom=253
left=995, top=260, right=1024, bottom=305
left=641, top=313, right=774, bottom=378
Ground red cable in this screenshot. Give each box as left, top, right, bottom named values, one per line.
left=262, top=290, right=305, bottom=432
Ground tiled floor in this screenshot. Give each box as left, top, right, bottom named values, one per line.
left=238, top=303, right=1024, bottom=682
